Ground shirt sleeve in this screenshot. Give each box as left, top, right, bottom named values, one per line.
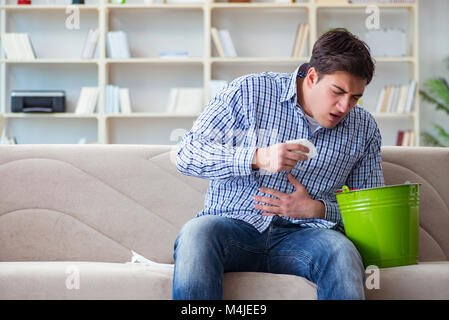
left=319, top=118, right=385, bottom=231
left=176, top=80, right=257, bottom=180
left=345, top=124, right=385, bottom=190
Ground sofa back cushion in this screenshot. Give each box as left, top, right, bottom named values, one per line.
left=381, top=146, right=449, bottom=261
left=0, top=145, right=208, bottom=264
left=0, top=145, right=448, bottom=263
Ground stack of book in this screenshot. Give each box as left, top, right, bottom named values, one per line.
left=396, top=130, right=415, bottom=146
left=75, top=87, right=99, bottom=114
left=374, top=80, right=416, bottom=114
left=81, top=29, right=99, bottom=59
left=166, top=88, right=204, bottom=114
left=0, top=33, right=36, bottom=60
left=106, top=31, right=131, bottom=59
left=105, top=85, right=132, bottom=114
left=210, top=28, right=237, bottom=58
left=291, top=24, right=310, bottom=58
left=0, top=135, right=17, bottom=145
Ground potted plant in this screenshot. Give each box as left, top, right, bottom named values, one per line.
left=419, top=57, right=449, bottom=147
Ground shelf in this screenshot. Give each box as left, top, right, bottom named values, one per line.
left=4, top=113, right=99, bottom=119
left=106, top=3, right=204, bottom=10
left=374, top=57, right=417, bottom=63
left=105, top=112, right=201, bottom=118
left=1, top=59, right=99, bottom=64
left=0, top=0, right=420, bottom=146
left=315, top=3, right=416, bottom=9
left=4, top=4, right=100, bottom=11
left=105, top=58, right=203, bottom=64
left=210, top=3, right=310, bottom=9
left=211, top=57, right=310, bottom=64
left=372, top=112, right=416, bottom=118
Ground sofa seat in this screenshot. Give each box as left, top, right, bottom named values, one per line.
left=365, top=261, right=449, bottom=300
left=1, top=261, right=448, bottom=300
left=0, top=261, right=317, bottom=300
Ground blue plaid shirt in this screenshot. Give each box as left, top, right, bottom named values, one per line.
left=176, top=67, right=384, bottom=233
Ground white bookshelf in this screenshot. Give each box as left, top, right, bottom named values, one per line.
left=0, top=0, right=420, bottom=146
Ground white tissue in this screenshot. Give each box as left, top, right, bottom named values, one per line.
left=128, top=250, right=173, bottom=268
left=286, top=139, right=318, bottom=160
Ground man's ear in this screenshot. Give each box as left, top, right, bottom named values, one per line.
left=306, top=67, right=319, bottom=88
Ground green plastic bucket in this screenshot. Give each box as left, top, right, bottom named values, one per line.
left=335, top=184, right=419, bottom=269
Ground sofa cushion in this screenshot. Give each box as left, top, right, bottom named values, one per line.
left=0, top=262, right=316, bottom=300
left=1, top=261, right=448, bottom=300
left=364, top=261, right=449, bottom=300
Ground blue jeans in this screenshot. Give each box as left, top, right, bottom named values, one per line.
left=173, top=215, right=365, bottom=300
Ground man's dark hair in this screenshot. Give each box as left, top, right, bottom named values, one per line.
left=305, top=28, right=375, bottom=84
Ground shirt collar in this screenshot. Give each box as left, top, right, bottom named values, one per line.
left=280, top=66, right=301, bottom=103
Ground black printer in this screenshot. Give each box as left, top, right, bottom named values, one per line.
left=11, top=90, right=66, bottom=113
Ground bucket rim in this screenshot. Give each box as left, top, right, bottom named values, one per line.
left=335, top=183, right=421, bottom=195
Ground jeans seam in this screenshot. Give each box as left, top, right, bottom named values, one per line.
left=264, top=223, right=274, bottom=273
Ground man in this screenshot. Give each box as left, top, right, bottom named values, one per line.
left=173, top=28, right=384, bottom=300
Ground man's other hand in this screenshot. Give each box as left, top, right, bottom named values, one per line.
left=251, top=142, right=309, bottom=172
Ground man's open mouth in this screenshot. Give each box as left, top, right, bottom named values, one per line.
left=330, top=113, right=341, bottom=120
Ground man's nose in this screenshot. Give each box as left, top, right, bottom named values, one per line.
left=337, top=96, right=352, bottom=113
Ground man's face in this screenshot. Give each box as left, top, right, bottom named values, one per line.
left=306, top=70, right=367, bottom=129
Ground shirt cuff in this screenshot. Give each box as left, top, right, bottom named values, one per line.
left=233, top=146, right=258, bottom=177
left=317, top=199, right=342, bottom=229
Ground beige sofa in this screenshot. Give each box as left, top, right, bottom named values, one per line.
left=0, top=145, right=448, bottom=300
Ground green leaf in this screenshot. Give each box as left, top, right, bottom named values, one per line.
left=420, top=90, right=449, bottom=115
left=433, top=123, right=449, bottom=145
left=420, top=132, right=445, bottom=147
left=422, top=78, right=449, bottom=109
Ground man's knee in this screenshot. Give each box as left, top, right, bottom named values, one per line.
left=174, top=215, right=231, bottom=255
left=316, top=229, right=364, bottom=272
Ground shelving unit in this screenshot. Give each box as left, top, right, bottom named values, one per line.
left=0, top=0, right=419, bottom=146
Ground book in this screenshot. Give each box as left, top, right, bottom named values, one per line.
left=375, top=87, right=386, bottom=113
left=106, top=31, right=131, bottom=59
left=396, top=130, right=405, bottom=146
left=296, top=24, right=309, bottom=58
left=19, top=34, right=36, bottom=60
left=217, top=29, right=237, bottom=58
left=82, top=29, right=99, bottom=59
left=404, top=80, right=416, bottom=113
left=389, top=85, right=400, bottom=113
left=75, top=87, right=99, bottom=114
left=119, top=88, right=132, bottom=114
left=396, top=84, right=409, bottom=113
left=401, top=130, right=409, bottom=146
left=380, top=85, right=391, bottom=113
left=292, top=24, right=304, bottom=58
left=105, top=84, right=121, bottom=114
left=211, top=28, right=225, bottom=58
left=166, top=88, right=204, bottom=114
left=1, top=33, right=36, bottom=60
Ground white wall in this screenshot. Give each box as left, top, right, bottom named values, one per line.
left=419, top=0, right=449, bottom=145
